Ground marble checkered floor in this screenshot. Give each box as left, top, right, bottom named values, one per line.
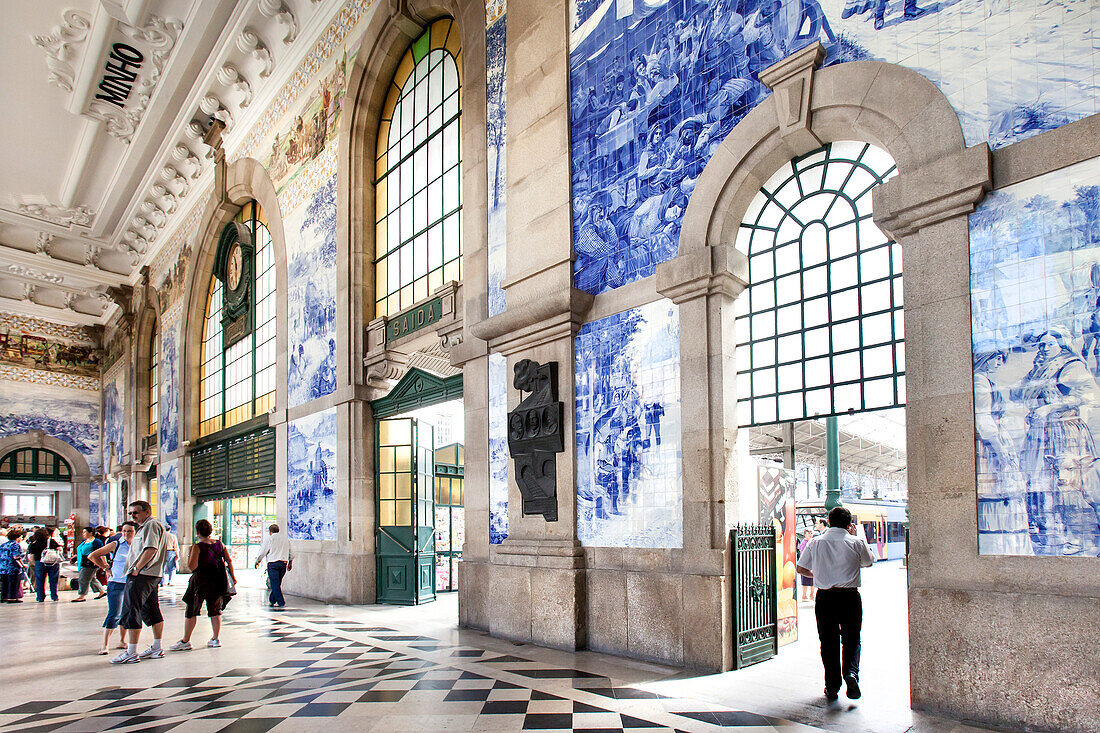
left=0, top=581, right=821, bottom=733
left=0, top=571, right=1000, bottom=733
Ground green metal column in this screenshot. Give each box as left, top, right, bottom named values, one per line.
left=825, top=416, right=842, bottom=511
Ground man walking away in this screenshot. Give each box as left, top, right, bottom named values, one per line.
left=795, top=506, right=875, bottom=702
left=111, top=501, right=168, bottom=664
left=254, top=524, right=291, bottom=608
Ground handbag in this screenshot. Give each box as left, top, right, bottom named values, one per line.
left=40, top=548, right=61, bottom=565
left=225, top=567, right=237, bottom=595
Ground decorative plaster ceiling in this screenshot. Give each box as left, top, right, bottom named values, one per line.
left=0, top=0, right=345, bottom=331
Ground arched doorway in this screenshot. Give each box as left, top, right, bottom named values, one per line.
left=669, top=45, right=996, bottom=718
left=0, top=433, right=92, bottom=529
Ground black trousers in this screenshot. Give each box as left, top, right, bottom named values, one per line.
left=814, top=588, right=862, bottom=692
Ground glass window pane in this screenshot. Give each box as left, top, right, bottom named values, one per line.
left=737, top=141, right=901, bottom=426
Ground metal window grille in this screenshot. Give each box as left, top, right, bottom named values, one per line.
left=735, top=141, right=904, bottom=427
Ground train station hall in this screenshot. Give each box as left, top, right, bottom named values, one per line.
left=0, top=0, right=1097, bottom=731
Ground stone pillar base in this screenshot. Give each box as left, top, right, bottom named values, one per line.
left=280, top=549, right=375, bottom=605
left=488, top=539, right=586, bottom=650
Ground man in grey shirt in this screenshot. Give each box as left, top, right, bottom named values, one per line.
left=111, top=500, right=167, bottom=664
left=796, top=506, right=875, bottom=702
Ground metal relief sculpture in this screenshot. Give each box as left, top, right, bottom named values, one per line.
left=507, top=359, right=563, bottom=522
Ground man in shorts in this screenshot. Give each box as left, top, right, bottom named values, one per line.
left=110, top=500, right=167, bottom=664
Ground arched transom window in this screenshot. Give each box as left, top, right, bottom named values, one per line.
left=200, top=201, right=277, bottom=437
left=148, top=322, right=159, bottom=438
left=735, top=141, right=902, bottom=427
left=374, top=18, right=462, bottom=318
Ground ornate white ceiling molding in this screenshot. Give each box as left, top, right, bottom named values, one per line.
left=32, top=10, right=92, bottom=94
left=86, top=15, right=184, bottom=144
left=16, top=202, right=94, bottom=228
left=258, top=0, right=298, bottom=45
left=216, top=63, right=253, bottom=107
left=7, top=264, right=65, bottom=286
left=236, top=28, right=274, bottom=78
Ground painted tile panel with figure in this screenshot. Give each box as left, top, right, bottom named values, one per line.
left=488, top=352, right=509, bottom=544
left=575, top=300, right=682, bottom=548
left=287, top=409, right=337, bottom=541
left=569, top=0, right=1098, bottom=295
left=0, top=380, right=101, bottom=476
left=970, top=155, right=1100, bottom=556
left=159, top=460, right=178, bottom=535
left=159, top=321, right=180, bottom=454
left=286, top=176, right=338, bottom=408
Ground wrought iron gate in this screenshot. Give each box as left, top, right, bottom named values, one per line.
left=730, top=523, right=778, bottom=669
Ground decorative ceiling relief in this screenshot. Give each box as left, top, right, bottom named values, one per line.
left=32, top=9, right=92, bottom=94
left=6, top=264, right=65, bottom=285
left=84, top=15, right=184, bottom=144
left=16, top=202, right=94, bottom=228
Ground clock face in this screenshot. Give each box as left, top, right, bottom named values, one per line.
left=227, top=244, right=243, bottom=291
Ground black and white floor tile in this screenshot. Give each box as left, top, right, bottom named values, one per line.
left=0, top=584, right=821, bottom=733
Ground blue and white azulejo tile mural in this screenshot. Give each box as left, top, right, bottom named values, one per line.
left=159, top=320, right=180, bottom=454
left=575, top=299, right=682, bottom=547
left=569, top=0, right=1098, bottom=296
left=102, top=368, right=126, bottom=471
left=88, top=482, right=107, bottom=526
left=287, top=175, right=338, bottom=408
left=288, top=408, right=337, bottom=540
left=159, top=460, right=178, bottom=535
left=0, top=379, right=101, bottom=475
left=970, top=154, right=1100, bottom=557
left=487, top=3, right=508, bottom=317
left=488, top=352, right=509, bottom=544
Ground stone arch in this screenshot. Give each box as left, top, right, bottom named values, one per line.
left=681, top=48, right=976, bottom=255
left=0, top=431, right=93, bottom=526
left=665, top=46, right=994, bottom=700
left=180, top=156, right=289, bottom=444
left=337, top=0, right=483, bottom=381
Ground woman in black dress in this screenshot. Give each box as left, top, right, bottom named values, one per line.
left=169, top=519, right=236, bottom=651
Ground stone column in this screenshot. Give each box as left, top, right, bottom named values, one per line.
left=871, top=142, right=992, bottom=713
left=467, top=0, right=589, bottom=651
left=655, top=241, right=747, bottom=671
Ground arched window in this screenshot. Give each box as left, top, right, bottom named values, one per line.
left=0, top=448, right=71, bottom=480
left=199, top=201, right=277, bottom=437
left=374, top=18, right=462, bottom=318
left=735, top=141, right=902, bottom=427
left=148, top=322, right=159, bottom=438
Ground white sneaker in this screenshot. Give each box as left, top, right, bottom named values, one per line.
left=110, top=650, right=140, bottom=664
left=168, top=641, right=192, bottom=652
left=207, top=639, right=221, bottom=648
left=138, top=646, right=164, bottom=659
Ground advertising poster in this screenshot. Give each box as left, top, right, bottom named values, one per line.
left=759, top=464, right=797, bottom=647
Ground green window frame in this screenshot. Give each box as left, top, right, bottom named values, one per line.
left=0, top=448, right=72, bottom=481
left=735, top=141, right=904, bottom=427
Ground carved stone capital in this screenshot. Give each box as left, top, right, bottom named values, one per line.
left=873, top=143, right=993, bottom=239
left=655, top=241, right=748, bottom=304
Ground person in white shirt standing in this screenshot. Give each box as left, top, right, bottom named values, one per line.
left=795, top=506, right=875, bottom=702
left=253, top=524, right=291, bottom=608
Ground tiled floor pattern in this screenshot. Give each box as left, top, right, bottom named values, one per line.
left=0, top=598, right=819, bottom=733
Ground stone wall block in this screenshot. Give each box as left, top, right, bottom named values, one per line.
left=626, top=572, right=684, bottom=665
left=909, top=587, right=1100, bottom=732
left=489, top=563, right=533, bottom=640
left=586, top=569, right=628, bottom=653
left=682, top=573, right=726, bottom=670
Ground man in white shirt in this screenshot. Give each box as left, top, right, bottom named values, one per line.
left=253, top=524, right=291, bottom=608
left=796, top=506, right=875, bottom=702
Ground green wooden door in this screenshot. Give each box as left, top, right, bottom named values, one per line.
left=376, top=417, right=436, bottom=605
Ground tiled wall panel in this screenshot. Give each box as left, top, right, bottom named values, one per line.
left=569, top=0, right=1098, bottom=295
left=575, top=300, right=682, bottom=547
left=970, top=155, right=1100, bottom=556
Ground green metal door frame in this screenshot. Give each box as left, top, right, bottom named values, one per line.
left=371, top=368, right=463, bottom=605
